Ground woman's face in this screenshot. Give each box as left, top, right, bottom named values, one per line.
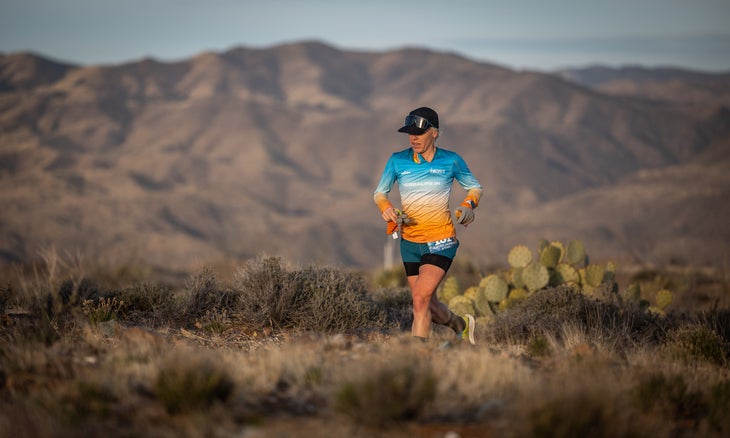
left=409, top=128, right=438, bottom=155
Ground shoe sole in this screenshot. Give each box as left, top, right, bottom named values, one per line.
left=465, top=314, right=476, bottom=345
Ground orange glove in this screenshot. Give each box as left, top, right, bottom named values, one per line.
left=386, top=221, right=398, bottom=235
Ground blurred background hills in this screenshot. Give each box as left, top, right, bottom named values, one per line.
left=1, top=41, right=728, bottom=274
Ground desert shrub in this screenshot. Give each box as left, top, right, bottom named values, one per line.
left=335, top=354, right=436, bottom=426
left=82, top=297, right=124, bottom=324
left=371, top=287, right=413, bottom=330
left=196, top=309, right=232, bottom=335
left=287, top=266, right=386, bottom=332
left=12, top=280, right=96, bottom=345
left=183, top=267, right=240, bottom=321
left=233, top=256, right=292, bottom=328
left=233, top=257, right=387, bottom=333
left=154, top=353, right=234, bottom=414
left=484, top=285, right=666, bottom=350
left=21, top=278, right=101, bottom=336
left=371, top=266, right=407, bottom=288
left=56, top=278, right=101, bottom=306
left=698, top=309, right=730, bottom=345
left=113, top=281, right=179, bottom=327
left=665, top=324, right=728, bottom=367
left=527, top=336, right=551, bottom=357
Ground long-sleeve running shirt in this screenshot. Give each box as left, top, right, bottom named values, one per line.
left=374, top=147, right=482, bottom=243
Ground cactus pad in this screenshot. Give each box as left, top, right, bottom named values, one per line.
left=555, top=263, right=579, bottom=284
left=448, top=295, right=476, bottom=317
left=508, top=245, right=533, bottom=268
left=655, top=289, right=673, bottom=310
left=585, top=264, right=605, bottom=288
left=550, top=241, right=565, bottom=262
left=539, top=244, right=562, bottom=268
left=509, top=287, right=528, bottom=300
left=623, top=282, right=641, bottom=303
left=463, top=285, right=479, bottom=300
left=480, top=274, right=509, bottom=302
left=523, top=262, right=550, bottom=292
left=439, top=276, right=460, bottom=303
left=473, top=289, right=491, bottom=316
left=510, top=267, right=525, bottom=289
left=566, top=240, right=586, bottom=265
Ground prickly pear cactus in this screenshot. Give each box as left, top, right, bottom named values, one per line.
left=566, top=240, right=586, bottom=266
left=510, top=267, right=526, bottom=289
left=474, top=289, right=494, bottom=317
left=523, top=262, right=550, bottom=292
left=550, top=241, right=565, bottom=263
left=508, top=245, right=533, bottom=268
left=505, top=288, right=528, bottom=309
left=622, top=282, right=642, bottom=304
left=605, top=261, right=616, bottom=282
left=439, top=276, right=460, bottom=303
left=655, top=289, right=673, bottom=310
left=470, top=238, right=631, bottom=315
left=480, top=274, right=509, bottom=302
left=509, top=288, right=528, bottom=300
left=448, top=295, right=476, bottom=318
left=584, top=264, right=605, bottom=288
left=539, top=244, right=562, bottom=269
left=463, top=285, right=479, bottom=300
left=555, top=263, right=579, bottom=285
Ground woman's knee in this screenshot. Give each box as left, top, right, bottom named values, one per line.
left=411, top=292, right=431, bottom=311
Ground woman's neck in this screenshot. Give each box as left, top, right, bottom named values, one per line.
left=420, top=146, right=436, bottom=162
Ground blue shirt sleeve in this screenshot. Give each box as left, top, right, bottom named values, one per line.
left=374, top=153, right=397, bottom=195
left=453, top=153, right=482, bottom=191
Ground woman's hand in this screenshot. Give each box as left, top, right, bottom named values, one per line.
left=382, top=206, right=398, bottom=222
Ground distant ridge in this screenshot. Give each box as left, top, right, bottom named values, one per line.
left=1, top=42, right=728, bottom=273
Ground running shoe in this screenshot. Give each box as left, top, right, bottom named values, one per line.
left=458, top=314, right=476, bottom=345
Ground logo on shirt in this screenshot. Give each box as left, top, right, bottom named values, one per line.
left=429, top=168, right=446, bottom=174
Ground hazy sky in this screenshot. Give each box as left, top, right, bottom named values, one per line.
left=1, top=0, right=729, bottom=72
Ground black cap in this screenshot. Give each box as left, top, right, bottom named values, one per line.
left=397, top=107, right=439, bottom=135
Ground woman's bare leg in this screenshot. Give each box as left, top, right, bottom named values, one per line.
left=407, top=264, right=448, bottom=339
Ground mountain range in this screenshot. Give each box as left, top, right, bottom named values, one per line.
left=1, top=41, right=728, bottom=276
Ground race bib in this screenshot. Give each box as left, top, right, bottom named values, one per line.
left=427, top=237, right=459, bottom=253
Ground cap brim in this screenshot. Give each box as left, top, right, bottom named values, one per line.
left=397, top=125, right=428, bottom=135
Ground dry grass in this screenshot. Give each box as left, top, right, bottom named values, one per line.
left=1, top=252, right=729, bottom=437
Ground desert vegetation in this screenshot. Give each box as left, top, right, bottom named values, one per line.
left=1, top=245, right=729, bottom=438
